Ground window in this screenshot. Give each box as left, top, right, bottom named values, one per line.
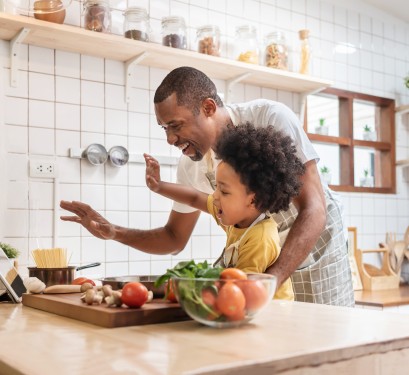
left=305, top=88, right=396, bottom=193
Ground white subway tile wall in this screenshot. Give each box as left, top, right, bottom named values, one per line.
left=0, top=0, right=408, bottom=281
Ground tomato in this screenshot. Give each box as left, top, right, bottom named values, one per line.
left=121, top=282, right=148, bottom=308
left=201, top=287, right=217, bottom=308
left=71, top=277, right=96, bottom=286
left=238, top=280, right=268, bottom=312
left=165, top=279, right=178, bottom=303
left=216, top=281, right=246, bottom=317
left=220, top=268, right=247, bottom=280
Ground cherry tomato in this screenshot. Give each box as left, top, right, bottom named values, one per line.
left=220, top=268, right=247, bottom=280
left=71, top=277, right=96, bottom=286
left=216, top=281, right=245, bottom=317
left=121, top=282, right=148, bottom=308
left=165, top=279, right=178, bottom=303
left=238, top=280, right=268, bottom=312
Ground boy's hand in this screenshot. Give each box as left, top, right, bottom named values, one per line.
left=144, top=153, right=161, bottom=192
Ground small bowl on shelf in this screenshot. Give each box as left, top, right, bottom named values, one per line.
left=172, top=273, right=277, bottom=328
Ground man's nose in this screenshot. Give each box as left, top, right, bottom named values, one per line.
left=166, top=129, right=177, bottom=145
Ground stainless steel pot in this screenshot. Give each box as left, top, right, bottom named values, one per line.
left=28, top=262, right=101, bottom=287
left=100, top=275, right=165, bottom=297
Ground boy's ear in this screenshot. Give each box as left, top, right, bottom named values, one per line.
left=249, top=193, right=257, bottom=207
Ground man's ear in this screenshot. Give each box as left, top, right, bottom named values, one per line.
left=202, top=98, right=217, bottom=117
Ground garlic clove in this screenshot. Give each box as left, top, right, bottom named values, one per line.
left=23, top=277, right=46, bottom=294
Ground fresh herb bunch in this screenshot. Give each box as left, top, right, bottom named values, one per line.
left=155, top=260, right=224, bottom=320
left=0, top=242, right=20, bottom=259
left=155, top=260, right=223, bottom=287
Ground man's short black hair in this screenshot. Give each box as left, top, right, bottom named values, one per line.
left=214, top=123, right=306, bottom=213
left=154, top=66, right=223, bottom=115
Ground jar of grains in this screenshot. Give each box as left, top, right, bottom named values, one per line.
left=161, top=16, right=187, bottom=49
left=83, top=0, right=111, bottom=33
left=123, top=7, right=150, bottom=41
left=196, top=25, right=220, bottom=56
left=234, top=25, right=259, bottom=64
left=264, top=31, right=288, bottom=70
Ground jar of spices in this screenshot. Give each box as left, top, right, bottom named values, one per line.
left=161, top=16, right=187, bottom=49
left=234, top=25, right=259, bottom=64
left=33, top=0, right=66, bottom=24
left=196, top=25, right=220, bottom=57
left=298, top=29, right=311, bottom=74
left=123, top=7, right=150, bottom=41
left=264, top=31, right=288, bottom=70
left=83, top=0, right=111, bottom=33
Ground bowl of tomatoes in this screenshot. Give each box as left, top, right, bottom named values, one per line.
left=172, top=269, right=277, bottom=328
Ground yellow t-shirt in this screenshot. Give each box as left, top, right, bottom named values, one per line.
left=207, top=195, right=294, bottom=301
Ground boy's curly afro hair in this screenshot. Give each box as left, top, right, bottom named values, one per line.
left=214, top=123, right=306, bottom=214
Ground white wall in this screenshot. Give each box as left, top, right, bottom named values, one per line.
left=1, top=0, right=408, bottom=280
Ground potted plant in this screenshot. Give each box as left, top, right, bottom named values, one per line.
left=0, top=242, right=20, bottom=269
left=362, top=124, right=376, bottom=141
left=360, top=169, right=374, bottom=187
left=319, top=165, right=332, bottom=184
left=315, top=118, right=329, bottom=135
left=404, top=73, right=409, bottom=89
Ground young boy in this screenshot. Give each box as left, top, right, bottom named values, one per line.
left=145, top=123, right=305, bottom=300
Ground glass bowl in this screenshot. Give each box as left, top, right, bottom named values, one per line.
left=172, top=273, right=277, bottom=328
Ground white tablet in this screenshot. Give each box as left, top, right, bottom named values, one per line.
left=0, top=248, right=25, bottom=303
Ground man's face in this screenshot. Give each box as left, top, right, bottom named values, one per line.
left=154, top=93, right=214, bottom=161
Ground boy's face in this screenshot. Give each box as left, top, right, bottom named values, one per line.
left=154, top=93, right=215, bottom=161
left=212, top=162, right=257, bottom=228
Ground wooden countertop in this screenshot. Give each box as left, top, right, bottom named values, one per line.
left=354, top=285, right=409, bottom=307
left=1, top=300, right=409, bottom=374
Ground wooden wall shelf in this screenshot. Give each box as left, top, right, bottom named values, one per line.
left=0, top=13, right=332, bottom=95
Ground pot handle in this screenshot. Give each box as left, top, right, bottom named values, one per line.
left=76, top=262, right=101, bottom=271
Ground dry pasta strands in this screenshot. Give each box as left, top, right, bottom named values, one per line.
left=31, top=248, right=69, bottom=268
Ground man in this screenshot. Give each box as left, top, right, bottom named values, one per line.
left=61, top=66, right=354, bottom=306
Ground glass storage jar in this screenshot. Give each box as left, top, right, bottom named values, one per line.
left=264, top=31, right=288, bottom=70
left=83, top=0, right=111, bottom=33
left=161, top=16, right=187, bottom=49
left=123, top=7, right=149, bottom=41
left=196, top=25, right=220, bottom=56
left=234, top=25, right=259, bottom=64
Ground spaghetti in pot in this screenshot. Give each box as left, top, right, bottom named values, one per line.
left=31, top=248, right=69, bottom=268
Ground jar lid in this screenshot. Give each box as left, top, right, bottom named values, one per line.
left=123, top=6, right=148, bottom=17
left=299, top=29, right=310, bottom=39
left=265, top=31, right=286, bottom=41
left=33, top=0, right=64, bottom=12
left=235, top=24, right=257, bottom=36
left=161, top=15, right=186, bottom=26
left=196, top=24, right=220, bottom=35
left=84, top=0, right=110, bottom=7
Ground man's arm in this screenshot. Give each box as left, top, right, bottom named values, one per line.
left=60, top=200, right=201, bottom=255
left=265, top=160, right=326, bottom=286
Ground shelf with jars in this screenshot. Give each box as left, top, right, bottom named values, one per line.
left=0, top=12, right=332, bottom=103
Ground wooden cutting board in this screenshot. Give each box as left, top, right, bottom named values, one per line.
left=22, top=293, right=190, bottom=328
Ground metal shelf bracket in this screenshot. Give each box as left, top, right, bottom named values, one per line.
left=299, top=88, right=327, bottom=122
left=225, top=73, right=252, bottom=103
left=124, top=51, right=149, bottom=103
left=10, top=28, right=30, bottom=87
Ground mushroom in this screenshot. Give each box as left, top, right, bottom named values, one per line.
left=23, top=277, right=46, bottom=294
left=105, top=290, right=122, bottom=307
left=102, top=284, right=113, bottom=298
left=80, top=282, right=94, bottom=293
left=84, top=288, right=103, bottom=305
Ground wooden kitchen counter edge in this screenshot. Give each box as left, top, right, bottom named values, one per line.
left=1, top=300, right=409, bottom=375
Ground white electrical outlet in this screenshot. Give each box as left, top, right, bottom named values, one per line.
left=29, top=159, right=58, bottom=178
